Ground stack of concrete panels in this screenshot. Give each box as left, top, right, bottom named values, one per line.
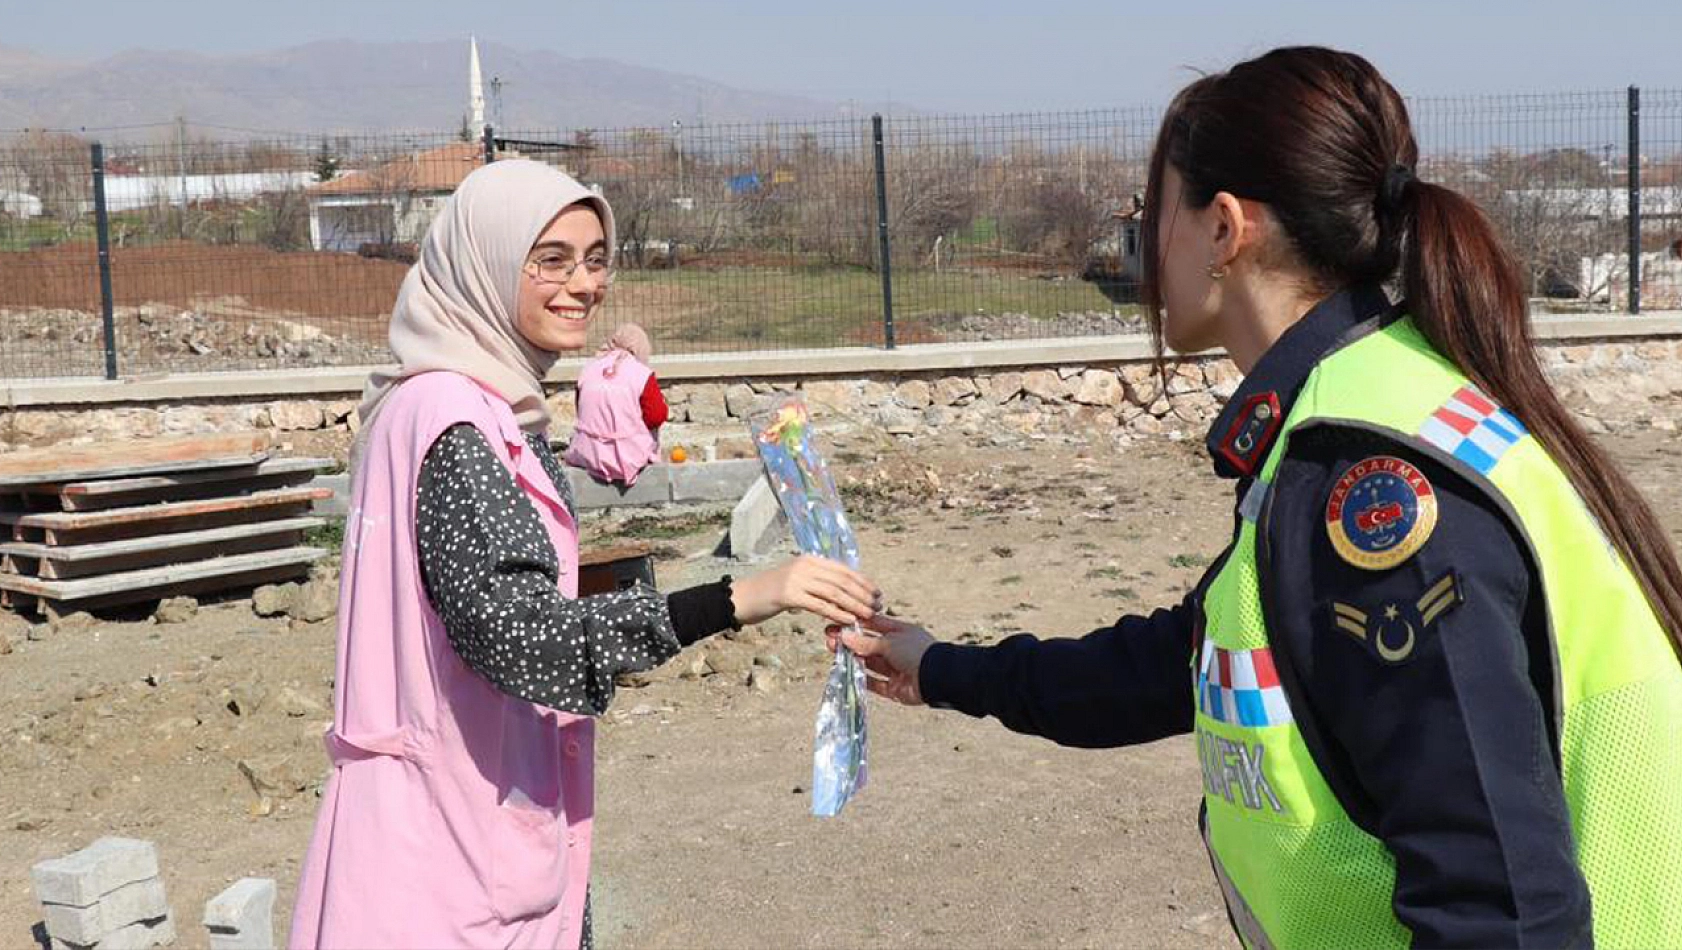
left=0, top=434, right=331, bottom=620
left=31, top=838, right=175, bottom=949
left=203, top=878, right=275, bottom=950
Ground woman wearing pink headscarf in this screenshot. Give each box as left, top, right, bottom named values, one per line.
left=564, top=322, right=666, bottom=487
left=289, top=160, right=878, bottom=949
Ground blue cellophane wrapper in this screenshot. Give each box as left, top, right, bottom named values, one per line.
left=747, top=398, right=867, bottom=817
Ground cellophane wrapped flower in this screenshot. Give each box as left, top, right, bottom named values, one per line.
left=747, top=398, right=867, bottom=817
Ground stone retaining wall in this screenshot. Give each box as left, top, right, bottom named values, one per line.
left=4, top=338, right=1680, bottom=460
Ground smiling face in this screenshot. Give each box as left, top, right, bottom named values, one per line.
left=514, top=203, right=610, bottom=354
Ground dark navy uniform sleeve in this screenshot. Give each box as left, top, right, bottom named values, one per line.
left=1262, top=424, right=1592, bottom=948
left=415, top=424, right=733, bottom=716
left=917, top=597, right=1196, bottom=748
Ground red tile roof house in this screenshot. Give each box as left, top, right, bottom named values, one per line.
left=306, top=142, right=485, bottom=253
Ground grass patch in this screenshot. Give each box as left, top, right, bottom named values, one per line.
left=611, top=510, right=730, bottom=540
left=0, top=218, right=97, bottom=251
left=1085, top=566, right=1125, bottom=580
left=1104, top=587, right=1140, bottom=601
left=611, top=266, right=1137, bottom=349
left=304, top=518, right=345, bottom=553
left=1168, top=553, right=1208, bottom=569
left=998, top=574, right=1024, bottom=585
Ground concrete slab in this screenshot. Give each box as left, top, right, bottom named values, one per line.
left=668, top=459, right=762, bottom=503
left=566, top=465, right=671, bottom=508
left=728, top=476, right=785, bottom=560
left=309, top=474, right=349, bottom=517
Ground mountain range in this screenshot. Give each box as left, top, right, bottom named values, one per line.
left=0, top=40, right=890, bottom=136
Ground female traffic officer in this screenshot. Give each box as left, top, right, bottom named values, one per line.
left=838, top=47, right=1682, bottom=948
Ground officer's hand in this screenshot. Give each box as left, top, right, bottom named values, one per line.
left=825, top=614, right=933, bottom=706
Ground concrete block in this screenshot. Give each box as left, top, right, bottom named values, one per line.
left=43, top=878, right=169, bottom=945
left=204, top=878, right=275, bottom=950
left=729, top=476, right=785, bottom=560
left=669, top=459, right=762, bottom=503
left=566, top=464, right=672, bottom=509
left=52, top=914, right=175, bottom=950
left=308, top=474, right=349, bottom=517
left=32, top=838, right=160, bottom=908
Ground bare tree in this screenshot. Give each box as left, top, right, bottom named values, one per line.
left=593, top=129, right=682, bottom=268
left=885, top=144, right=980, bottom=266
left=9, top=130, right=92, bottom=234
left=1481, top=149, right=1620, bottom=299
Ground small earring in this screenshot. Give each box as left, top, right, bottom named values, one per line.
left=1208, top=262, right=1228, bottom=280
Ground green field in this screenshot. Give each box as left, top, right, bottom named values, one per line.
left=611, top=266, right=1137, bottom=349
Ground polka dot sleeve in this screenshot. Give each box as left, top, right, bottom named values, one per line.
left=415, top=423, right=682, bottom=715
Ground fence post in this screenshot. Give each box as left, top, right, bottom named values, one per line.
left=871, top=114, right=895, bottom=349
left=482, top=124, right=496, bottom=166
left=1626, top=86, right=1640, bottom=314
left=90, top=142, right=118, bottom=380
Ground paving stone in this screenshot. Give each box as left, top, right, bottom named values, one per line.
left=43, top=878, right=169, bottom=945
left=204, top=878, right=275, bottom=950
left=31, top=838, right=159, bottom=909
left=52, top=914, right=175, bottom=950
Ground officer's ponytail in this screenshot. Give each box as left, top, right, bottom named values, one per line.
left=1142, top=46, right=1682, bottom=661
left=1402, top=167, right=1682, bottom=662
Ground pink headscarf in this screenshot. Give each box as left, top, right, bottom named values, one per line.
left=354, top=160, right=617, bottom=452
left=597, top=323, right=652, bottom=369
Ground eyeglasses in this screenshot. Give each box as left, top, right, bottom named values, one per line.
left=525, top=251, right=613, bottom=285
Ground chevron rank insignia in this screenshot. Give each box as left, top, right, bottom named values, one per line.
left=1329, top=571, right=1464, bottom=664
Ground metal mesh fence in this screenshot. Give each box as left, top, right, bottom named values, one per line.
left=515, top=119, right=882, bottom=353
left=1, top=133, right=106, bottom=378
left=1, top=90, right=1679, bottom=381
left=0, top=131, right=469, bottom=378
left=876, top=109, right=1159, bottom=345
left=1640, top=89, right=1682, bottom=310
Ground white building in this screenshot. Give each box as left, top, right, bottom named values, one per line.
left=95, top=172, right=317, bottom=214
left=1579, top=246, right=1682, bottom=309
left=306, top=39, right=493, bottom=253
left=306, top=142, right=484, bottom=252
left=0, top=190, right=42, bottom=218
left=1501, top=186, right=1682, bottom=224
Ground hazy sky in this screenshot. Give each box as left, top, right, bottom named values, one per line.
left=8, top=0, right=1678, bottom=111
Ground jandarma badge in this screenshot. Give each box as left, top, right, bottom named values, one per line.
left=1324, top=456, right=1437, bottom=571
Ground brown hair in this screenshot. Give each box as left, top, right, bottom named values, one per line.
left=1141, top=46, right=1682, bottom=659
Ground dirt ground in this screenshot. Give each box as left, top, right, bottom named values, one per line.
left=2, top=426, right=1679, bottom=949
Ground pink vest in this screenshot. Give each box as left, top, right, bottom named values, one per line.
left=290, top=371, right=594, bottom=949
left=563, top=350, right=659, bottom=486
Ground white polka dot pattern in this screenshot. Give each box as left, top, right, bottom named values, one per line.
left=416, top=424, right=681, bottom=715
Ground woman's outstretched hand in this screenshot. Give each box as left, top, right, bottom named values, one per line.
left=731, top=554, right=881, bottom=627
left=826, top=615, right=936, bottom=706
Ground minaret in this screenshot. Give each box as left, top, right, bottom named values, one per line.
left=468, top=36, right=487, bottom=136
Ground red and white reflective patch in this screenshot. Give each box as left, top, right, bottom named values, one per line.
left=1419, top=384, right=1527, bottom=476
left=1196, top=639, right=1294, bottom=728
